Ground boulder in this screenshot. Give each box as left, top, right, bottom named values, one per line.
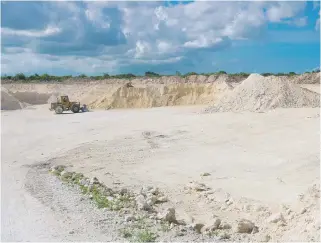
left=157, top=207, right=177, bottom=223
left=267, top=213, right=286, bottom=224
left=236, top=219, right=256, bottom=233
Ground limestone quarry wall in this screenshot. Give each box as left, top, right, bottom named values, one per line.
left=1, top=81, right=232, bottom=110
left=1, top=73, right=319, bottom=110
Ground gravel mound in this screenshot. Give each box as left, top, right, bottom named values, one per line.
left=1, top=88, right=24, bottom=110
left=293, top=72, right=320, bottom=84
left=204, top=74, right=320, bottom=113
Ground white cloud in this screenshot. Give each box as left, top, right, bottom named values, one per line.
left=85, top=3, right=111, bottom=29
left=266, top=2, right=306, bottom=23
left=134, top=41, right=152, bottom=58
left=157, top=41, right=172, bottom=53
left=1, top=26, right=61, bottom=37
left=1, top=1, right=315, bottom=75
left=1, top=48, right=119, bottom=75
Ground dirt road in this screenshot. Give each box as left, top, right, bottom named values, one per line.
left=1, top=105, right=319, bottom=241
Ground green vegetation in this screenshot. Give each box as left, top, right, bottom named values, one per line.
left=49, top=168, right=133, bottom=211
left=2, top=69, right=319, bottom=82
left=119, top=216, right=158, bottom=242
left=145, top=71, right=160, bottom=77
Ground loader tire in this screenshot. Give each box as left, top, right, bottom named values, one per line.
left=55, top=106, right=63, bottom=114
left=71, top=105, right=80, bottom=113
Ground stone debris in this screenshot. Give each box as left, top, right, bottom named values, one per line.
left=89, top=177, right=99, bottom=185
left=60, top=171, right=73, bottom=180
left=221, top=223, right=232, bottom=229
left=236, top=219, right=257, bottom=233
left=226, top=198, right=234, bottom=206
left=157, top=207, right=177, bottom=224
left=201, top=217, right=221, bottom=235
left=185, top=181, right=210, bottom=192
left=201, top=172, right=211, bottom=177
left=156, top=196, right=168, bottom=203
left=125, top=215, right=136, bottom=222
left=263, top=234, right=271, bottom=242
left=267, top=212, right=286, bottom=224
left=48, top=164, right=320, bottom=242
left=301, top=208, right=307, bottom=214
left=119, top=188, right=129, bottom=196
left=135, top=195, right=152, bottom=211
left=190, top=223, right=204, bottom=234
left=219, top=231, right=231, bottom=240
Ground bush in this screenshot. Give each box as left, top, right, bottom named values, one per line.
left=78, top=74, right=87, bottom=78
left=145, top=71, right=160, bottom=77
left=113, top=73, right=136, bottom=79
left=14, top=73, right=26, bottom=80
left=217, top=70, right=227, bottom=75
left=184, top=72, right=198, bottom=76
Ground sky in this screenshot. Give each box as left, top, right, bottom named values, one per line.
left=1, top=1, right=320, bottom=76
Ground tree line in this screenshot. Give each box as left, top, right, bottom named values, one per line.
left=1, top=69, right=319, bottom=82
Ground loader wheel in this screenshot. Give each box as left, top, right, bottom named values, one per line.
left=71, top=105, right=80, bottom=113
left=55, top=106, right=63, bottom=114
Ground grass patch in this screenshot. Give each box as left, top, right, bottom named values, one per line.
left=119, top=216, right=158, bottom=242
left=48, top=168, right=130, bottom=210
left=91, top=185, right=112, bottom=208
left=50, top=170, right=61, bottom=176
left=134, top=229, right=157, bottom=242
left=160, top=221, right=171, bottom=232
left=119, top=226, right=157, bottom=242
left=119, top=228, right=134, bottom=238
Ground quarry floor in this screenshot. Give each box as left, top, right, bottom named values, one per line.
left=1, top=104, right=320, bottom=241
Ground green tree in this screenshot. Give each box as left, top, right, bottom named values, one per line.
left=14, top=73, right=26, bottom=80
left=261, top=73, right=272, bottom=77
left=276, top=73, right=285, bottom=76
left=217, top=70, right=227, bottom=75
left=185, top=72, right=198, bottom=76
left=78, top=74, right=87, bottom=78
left=145, top=71, right=160, bottom=77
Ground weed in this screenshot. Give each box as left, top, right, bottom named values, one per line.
left=119, top=228, right=133, bottom=238
left=79, top=184, right=88, bottom=194
left=134, top=229, right=157, bottom=242
left=50, top=170, right=61, bottom=176
left=160, top=221, right=170, bottom=232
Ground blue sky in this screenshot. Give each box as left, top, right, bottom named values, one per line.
left=1, top=1, right=320, bottom=76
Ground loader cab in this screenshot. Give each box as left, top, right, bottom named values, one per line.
left=60, top=96, right=70, bottom=105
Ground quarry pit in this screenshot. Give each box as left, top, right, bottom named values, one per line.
left=1, top=73, right=320, bottom=242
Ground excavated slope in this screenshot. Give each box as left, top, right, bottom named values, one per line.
left=2, top=73, right=319, bottom=110
left=1, top=87, right=24, bottom=110
left=2, top=76, right=233, bottom=110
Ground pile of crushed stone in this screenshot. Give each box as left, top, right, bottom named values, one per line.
left=1, top=87, right=24, bottom=110
left=204, top=74, right=320, bottom=113
left=292, top=72, right=320, bottom=84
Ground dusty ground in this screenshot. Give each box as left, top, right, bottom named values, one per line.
left=1, top=104, right=320, bottom=241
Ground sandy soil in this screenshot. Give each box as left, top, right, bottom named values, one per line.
left=2, top=104, right=320, bottom=241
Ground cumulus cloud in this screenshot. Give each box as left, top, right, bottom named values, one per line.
left=0, top=1, right=317, bottom=75
left=266, top=2, right=306, bottom=23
